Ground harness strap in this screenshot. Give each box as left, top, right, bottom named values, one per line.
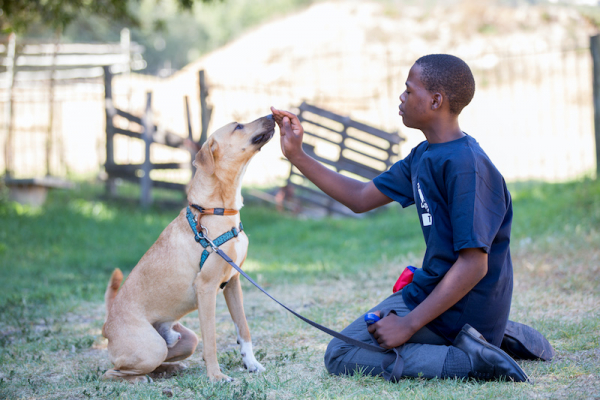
left=184, top=205, right=404, bottom=382
left=186, top=206, right=243, bottom=270
left=200, top=223, right=243, bottom=269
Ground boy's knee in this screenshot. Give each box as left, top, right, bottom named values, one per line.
left=324, top=338, right=351, bottom=375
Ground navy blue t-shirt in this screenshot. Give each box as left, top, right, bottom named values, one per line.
left=373, top=135, right=513, bottom=347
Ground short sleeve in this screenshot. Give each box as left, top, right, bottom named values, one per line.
left=373, top=148, right=416, bottom=208
left=447, top=160, right=508, bottom=253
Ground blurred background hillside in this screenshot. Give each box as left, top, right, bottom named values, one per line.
left=1, top=0, right=600, bottom=196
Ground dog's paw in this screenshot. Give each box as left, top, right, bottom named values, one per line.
left=208, top=372, right=234, bottom=382
left=151, top=362, right=187, bottom=376
left=243, top=356, right=265, bottom=373
left=165, top=331, right=181, bottom=348
left=156, top=323, right=182, bottom=348
left=102, top=369, right=152, bottom=384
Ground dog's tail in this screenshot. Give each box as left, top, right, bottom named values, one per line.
left=103, top=268, right=123, bottom=327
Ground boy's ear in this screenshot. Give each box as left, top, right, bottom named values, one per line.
left=431, top=93, right=443, bottom=111
left=195, top=137, right=217, bottom=175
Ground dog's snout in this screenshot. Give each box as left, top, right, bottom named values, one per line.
left=263, top=114, right=276, bottom=129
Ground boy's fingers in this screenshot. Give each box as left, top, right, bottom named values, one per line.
left=280, top=110, right=296, bottom=119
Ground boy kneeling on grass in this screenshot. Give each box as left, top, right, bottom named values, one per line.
left=271, top=54, right=553, bottom=382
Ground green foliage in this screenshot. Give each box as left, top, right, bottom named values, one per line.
left=0, top=0, right=218, bottom=34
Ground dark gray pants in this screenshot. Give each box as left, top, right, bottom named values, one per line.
left=324, top=290, right=451, bottom=379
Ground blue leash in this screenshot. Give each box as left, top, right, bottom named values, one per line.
left=185, top=205, right=404, bottom=381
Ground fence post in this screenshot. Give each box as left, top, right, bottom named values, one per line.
left=46, top=32, right=60, bottom=177
left=3, top=33, right=16, bottom=178
left=184, top=96, right=196, bottom=176
left=141, top=92, right=153, bottom=208
left=103, top=66, right=117, bottom=196
left=199, top=70, right=212, bottom=146
left=592, top=34, right=600, bottom=179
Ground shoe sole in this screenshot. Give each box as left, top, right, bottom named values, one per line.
left=502, top=321, right=555, bottom=361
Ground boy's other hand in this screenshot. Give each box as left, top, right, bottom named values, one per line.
left=367, top=313, right=417, bottom=349
left=271, top=106, right=305, bottom=162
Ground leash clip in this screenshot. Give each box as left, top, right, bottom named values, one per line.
left=200, top=225, right=219, bottom=252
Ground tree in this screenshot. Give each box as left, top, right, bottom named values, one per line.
left=0, top=0, right=218, bottom=34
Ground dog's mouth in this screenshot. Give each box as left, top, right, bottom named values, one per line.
left=252, top=118, right=276, bottom=148
left=251, top=128, right=275, bottom=147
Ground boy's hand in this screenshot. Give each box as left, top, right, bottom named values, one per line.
left=367, top=312, right=418, bottom=349
left=270, top=106, right=305, bottom=162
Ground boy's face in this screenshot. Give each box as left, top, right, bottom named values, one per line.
left=398, top=64, right=433, bottom=130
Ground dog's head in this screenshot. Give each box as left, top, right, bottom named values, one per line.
left=193, top=114, right=275, bottom=177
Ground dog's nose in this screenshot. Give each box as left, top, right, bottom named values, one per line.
left=266, top=114, right=274, bottom=120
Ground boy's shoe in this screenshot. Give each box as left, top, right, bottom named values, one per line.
left=453, top=324, right=530, bottom=382
left=502, top=320, right=555, bottom=361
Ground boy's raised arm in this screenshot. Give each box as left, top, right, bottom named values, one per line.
left=271, top=107, right=392, bottom=213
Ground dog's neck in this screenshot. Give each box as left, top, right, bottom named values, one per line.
left=187, top=164, right=247, bottom=211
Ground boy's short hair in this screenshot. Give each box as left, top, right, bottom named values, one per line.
left=415, top=54, right=475, bottom=115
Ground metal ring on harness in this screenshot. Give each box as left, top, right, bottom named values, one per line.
left=200, top=225, right=217, bottom=252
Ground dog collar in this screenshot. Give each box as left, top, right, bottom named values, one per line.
left=189, top=203, right=239, bottom=217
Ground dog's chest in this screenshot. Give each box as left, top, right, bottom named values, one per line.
left=225, top=236, right=248, bottom=282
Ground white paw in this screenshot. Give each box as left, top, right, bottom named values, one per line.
left=242, top=353, right=265, bottom=373
left=166, top=331, right=181, bottom=348
left=156, top=322, right=181, bottom=348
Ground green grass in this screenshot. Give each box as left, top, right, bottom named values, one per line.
left=0, top=179, right=599, bottom=399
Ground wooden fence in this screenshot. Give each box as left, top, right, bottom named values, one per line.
left=1, top=30, right=145, bottom=204
left=103, top=68, right=213, bottom=207
left=283, top=102, right=404, bottom=216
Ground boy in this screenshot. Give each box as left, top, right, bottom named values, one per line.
left=271, top=54, right=542, bottom=381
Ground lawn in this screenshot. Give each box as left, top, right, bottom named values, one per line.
left=0, top=179, right=598, bottom=399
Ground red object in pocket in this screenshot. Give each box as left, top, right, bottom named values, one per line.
left=393, top=266, right=416, bottom=293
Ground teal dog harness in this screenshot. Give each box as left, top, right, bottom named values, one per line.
left=185, top=205, right=243, bottom=270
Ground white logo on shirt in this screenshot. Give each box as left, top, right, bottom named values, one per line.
left=417, top=182, right=432, bottom=226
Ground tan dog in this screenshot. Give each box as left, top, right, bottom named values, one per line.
left=102, top=115, right=275, bottom=383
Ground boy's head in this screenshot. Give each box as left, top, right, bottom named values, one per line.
left=414, top=54, right=475, bottom=115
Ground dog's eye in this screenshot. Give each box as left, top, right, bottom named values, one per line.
left=235, top=124, right=244, bottom=130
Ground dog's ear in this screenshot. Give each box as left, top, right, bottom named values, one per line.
left=195, top=137, right=217, bottom=175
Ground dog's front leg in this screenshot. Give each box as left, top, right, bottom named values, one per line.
left=223, top=273, right=265, bottom=373
left=196, top=277, right=233, bottom=382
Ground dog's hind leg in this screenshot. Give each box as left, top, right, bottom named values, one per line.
left=164, top=323, right=199, bottom=363
left=150, top=323, right=200, bottom=376
left=103, top=323, right=168, bottom=383
left=223, top=273, right=265, bottom=373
